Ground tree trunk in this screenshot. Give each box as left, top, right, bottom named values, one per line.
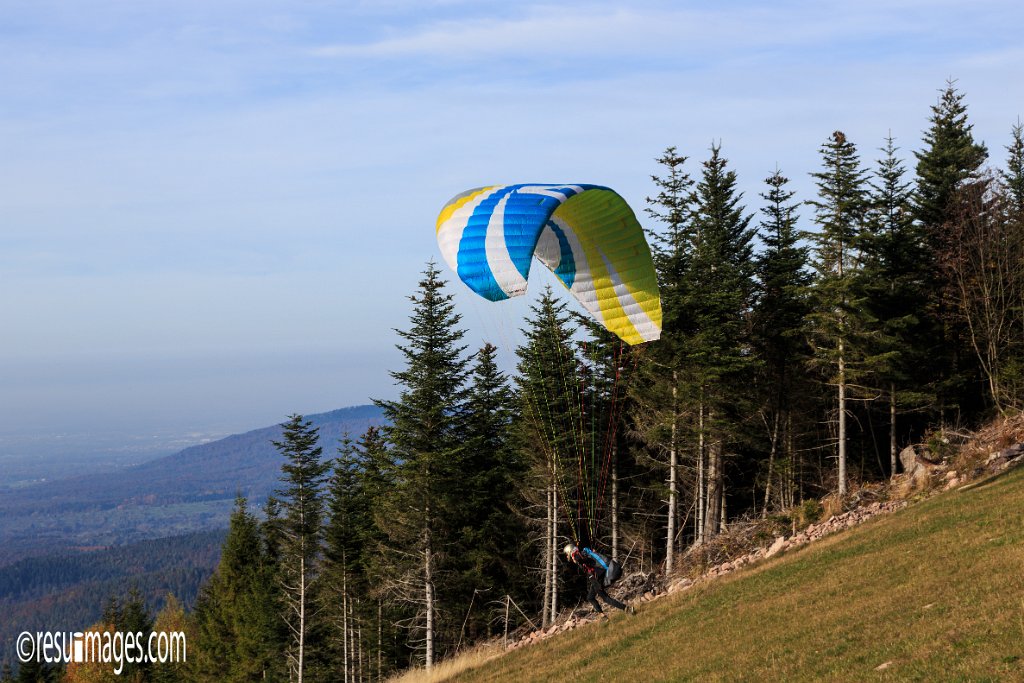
left=762, top=409, right=781, bottom=517
left=719, top=481, right=727, bottom=533
left=424, top=520, right=434, bottom=669
left=889, top=383, right=898, bottom=478
left=787, top=413, right=796, bottom=507
left=696, top=388, right=705, bottom=544
left=357, top=621, right=363, bottom=683
left=343, top=571, right=349, bottom=683
left=298, top=554, right=306, bottom=683
left=542, top=482, right=551, bottom=627
left=551, top=486, right=558, bottom=620
left=611, top=444, right=619, bottom=563
left=838, top=342, right=847, bottom=496
left=666, top=372, right=678, bottom=573
left=703, top=411, right=722, bottom=544
left=352, top=600, right=359, bottom=683
left=503, top=595, right=510, bottom=649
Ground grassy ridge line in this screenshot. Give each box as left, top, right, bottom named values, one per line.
left=451, top=468, right=1024, bottom=682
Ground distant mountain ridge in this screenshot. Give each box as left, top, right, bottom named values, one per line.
left=0, top=405, right=385, bottom=565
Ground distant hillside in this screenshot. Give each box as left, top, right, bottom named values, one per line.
left=0, top=405, right=384, bottom=565
left=0, top=529, right=225, bottom=668
left=445, top=466, right=1024, bottom=682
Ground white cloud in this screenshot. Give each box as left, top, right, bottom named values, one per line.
left=305, top=1, right=950, bottom=63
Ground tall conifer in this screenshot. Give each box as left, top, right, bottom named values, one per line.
left=639, top=145, right=696, bottom=569
left=320, top=435, right=373, bottom=682
left=515, top=288, right=579, bottom=624
left=862, top=135, right=929, bottom=474
left=753, top=168, right=810, bottom=512
left=1003, top=119, right=1024, bottom=215
left=689, top=143, right=756, bottom=538
left=806, top=131, right=871, bottom=496
left=914, top=81, right=989, bottom=422
left=373, top=261, right=468, bottom=669
left=273, top=415, right=329, bottom=683
left=450, top=343, right=526, bottom=642
left=192, top=496, right=281, bottom=682
left=915, top=81, right=988, bottom=236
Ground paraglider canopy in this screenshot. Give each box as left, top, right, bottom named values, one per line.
left=436, top=184, right=662, bottom=345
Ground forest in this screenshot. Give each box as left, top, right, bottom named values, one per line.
left=7, top=81, right=1023, bottom=683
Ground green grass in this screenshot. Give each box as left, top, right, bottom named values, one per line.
left=452, top=468, right=1024, bottom=682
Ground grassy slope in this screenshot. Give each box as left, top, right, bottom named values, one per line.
left=455, top=468, right=1024, bottom=682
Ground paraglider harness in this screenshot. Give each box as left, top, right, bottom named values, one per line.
left=571, top=546, right=622, bottom=587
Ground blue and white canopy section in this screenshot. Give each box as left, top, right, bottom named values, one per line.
left=435, top=183, right=662, bottom=345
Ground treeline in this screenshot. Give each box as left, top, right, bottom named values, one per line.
left=8, top=81, right=1022, bottom=682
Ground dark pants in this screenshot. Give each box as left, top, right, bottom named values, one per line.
left=587, top=574, right=626, bottom=613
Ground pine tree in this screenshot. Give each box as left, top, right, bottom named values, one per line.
left=320, top=435, right=371, bottom=683
left=514, top=287, right=580, bottom=625
left=752, top=168, right=811, bottom=513
left=451, top=343, right=527, bottom=642
left=914, top=81, right=989, bottom=422
left=351, top=425, right=401, bottom=680
left=13, top=657, right=58, bottom=683
left=118, top=588, right=153, bottom=682
left=915, top=80, right=988, bottom=237
left=639, top=146, right=695, bottom=571
left=688, top=142, right=757, bottom=539
left=273, top=415, right=329, bottom=683
left=806, top=131, right=871, bottom=496
left=646, top=146, right=697, bottom=339
left=1003, top=119, right=1024, bottom=215
left=861, top=135, right=930, bottom=475
left=374, top=261, right=469, bottom=669
left=191, top=496, right=281, bottom=682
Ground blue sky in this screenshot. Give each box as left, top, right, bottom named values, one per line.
left=2, top=0, right=1022, bottom=437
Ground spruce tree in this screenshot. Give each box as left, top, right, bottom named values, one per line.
left=451, top=342, right=527, bottom=642
left=13, top=657, right=57, bottom=683
left=752, top=168, right=811, bottom=512
left=1003, top=119, right=1024, bottom=215
left=646, top=146, right=696, bottom=338
left=806, top=131, right=871, bottom=496
left=191, top=496, right=281, bottom=682
left=320, top=435, right=371, bottom=682
left=514, top=287, right=580, bottom=624
left=914, top=82, right=989, bottom=423
left=688, top=142, right=756, bottom=539
left=352, top=426, right=401, bottom=680
left=915, top=80, right=988, bottom=237
left=118, top=588, right=154, bottom=682
left=861, top=135, right=930, bottom=475
left=373, top=261, right=468, bottom=669
left=639, top=146, right=695, bottom=570
left=272, top=415, right=329, bottom=683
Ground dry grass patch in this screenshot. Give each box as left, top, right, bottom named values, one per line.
left=388, top=642, right=505, bottom=683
